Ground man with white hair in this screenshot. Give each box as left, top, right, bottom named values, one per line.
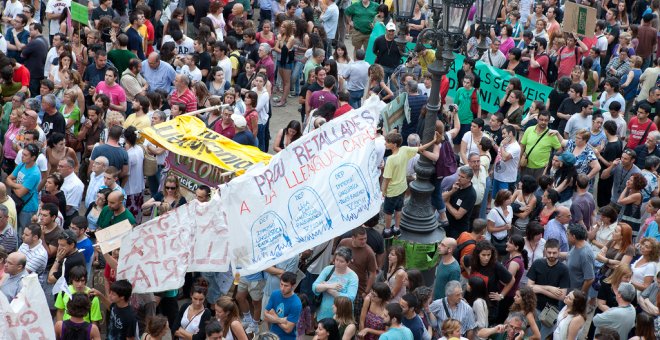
left=430, top=280, right=476, bottom=338
left=85, top=156, right=108, bottom=209
left=170, top=74, right=197, bottom=113
left=232, top=114, right=257, bottom=147
left=592, top=282, right=637, bottom=339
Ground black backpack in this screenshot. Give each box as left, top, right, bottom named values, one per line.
left=230, top=51, right=246, bottom=75
left=453, top=239, right=476, bottom=260
left=543, top=54, right=559, bottom=85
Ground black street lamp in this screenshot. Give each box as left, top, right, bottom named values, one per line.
left=394, top=0, right=416, bottom=50
left=397, top=0, right=474, bottom=246
left=476, top=0, right=504, bottom=57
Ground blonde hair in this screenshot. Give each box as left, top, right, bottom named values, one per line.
left=603, top=263, right=632, bottom=286
left=441, top=319, right=462, bottom=337
left=105, top=110, right=125, bottom=127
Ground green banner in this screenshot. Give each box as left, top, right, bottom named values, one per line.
left=71, top=2, right=88, bottom=25
left=364, top=28, right=553, bottom=113
left=392, top=239, right=439, bottom=270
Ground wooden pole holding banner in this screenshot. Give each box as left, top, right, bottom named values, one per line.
left=181, top=105, right=224, bottom=117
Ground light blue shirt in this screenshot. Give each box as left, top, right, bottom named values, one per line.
left=644, top=221, right=660, bottom=241
left=140, top=60, right=176, bottom=93
left=319, top=3, right=339, bottom=41
left=312, top=265, right=358, bottom=321
left=544, top=219, right=569, bottom=253
left=380, top=326, right=414, bottom=340
left=259, top=0, right=271, bottom=10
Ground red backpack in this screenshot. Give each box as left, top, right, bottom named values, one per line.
left=435, top=133, right=457, bottom=178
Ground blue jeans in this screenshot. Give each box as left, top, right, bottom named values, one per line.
left=258, top=124, right=267, bottom=152
left=349, top=89, right=363, bottom=109
left=292, top=61, right=304, bottom=95
left=202, top=271, right=234, bottom=305
left=432, top=177, right=447, bottom=213
left=492, top=178, right=514, bottom=197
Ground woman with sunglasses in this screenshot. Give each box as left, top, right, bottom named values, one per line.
left=142, top=175, right=188, bottom=218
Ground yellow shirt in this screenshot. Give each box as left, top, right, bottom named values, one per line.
left=123, top=113, right=151, bottom=143
left=383, top=146, right=418, bottom=197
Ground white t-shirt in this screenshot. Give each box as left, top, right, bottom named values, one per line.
left=632, top=258, right=657, bottom=286
left=125, top=146, right=144, bottom=195
left=487, top=206, right=513, bottom=241
left=0, top=33, right=8, bottom=55
left=461, top=132, right=480, bottom=159
left=61, top=172, right=84, bottom=210
left=162, top=35, right=195, bottom=55
left=181, top=65, right=202, bottom=83
left=603, top=111, right=627, bottom=139
left=45, top=0, right=70, bottom=35
left=144, top=140, right=167, bottom=165
left=15, top=152, right=48, bottom=172
left=2, top=0, right=23, bottom=32
left=494, top=141, right=521, bottom=183
left=217, top=57, right=232, bottom=83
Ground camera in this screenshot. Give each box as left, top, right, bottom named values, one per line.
left=528, top=42, right=537, bottom=50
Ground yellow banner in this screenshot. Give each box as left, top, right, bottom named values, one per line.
left=141, top=116, right=271, bottom=175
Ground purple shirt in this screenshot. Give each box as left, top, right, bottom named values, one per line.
left=309, top=90, right=338, bottom=111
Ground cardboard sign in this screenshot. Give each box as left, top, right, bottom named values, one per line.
left=381, top=92, right=409, bottom=133
left=562, top=2, right=597, bottom=37
left=117, top=193, right=230, bottom=293
left=71, top=1, right=88, bottom=25
left=94, top=220, right=133, bottom=254
left=223, top=96, right=385, bottom=275
left=1, top=274, right=55, bottom=339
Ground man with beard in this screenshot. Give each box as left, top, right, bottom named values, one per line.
left=526, top=239, right=570, bottom=339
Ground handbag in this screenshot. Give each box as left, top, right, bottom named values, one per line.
left=539, top=303, right=559, bottom=327
left=519, top=128, right=549, bottom=168
left=141, top=144, right=158, bottom=177
left=65, top=131, right=83, bottom=152
left=491, top=209, right=510, bottom=255
left=314, top=266, right=335, bottom=305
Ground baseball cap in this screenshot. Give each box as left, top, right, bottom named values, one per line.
left=231, top=114, right=247, bottom=128
left=386, top=22, right=396, bottom=31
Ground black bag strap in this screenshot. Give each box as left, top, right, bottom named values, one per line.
left=325, top=266, right=336, bottom=281
left=302, top=242, right=331, bottom=272
left=525, top=128, right=550, bottom=158
left=442, top=298, right=452, bottom=319
left=640, top=120, right=653, bottom=146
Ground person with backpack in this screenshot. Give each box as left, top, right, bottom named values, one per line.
left=457, top=218, right=487, bottom=280
left=54, top=293, right=102, bottom=340
left=528, top=37, right=551, bottom=85
left=432, top=237, right=460, bottom=300
left=556, top=32, right=588, bottom=80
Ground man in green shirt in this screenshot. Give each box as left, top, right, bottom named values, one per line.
left=345, top=0, right=379, bottom=56
left=97, top=191, right=136, bottom=230
left=107, top=34, right=137, bottom=76
left=520, top=111, right=561, bottom=179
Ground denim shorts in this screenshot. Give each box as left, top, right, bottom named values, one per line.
left=383, top=193, right=405, bottom=214
left=280, top=62, right=294, bottom=70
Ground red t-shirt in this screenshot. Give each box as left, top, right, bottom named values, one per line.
left=627, top=116, right=658, bottom=149
left=214, top=120, right=236, bottom=139
left=145, top=20, right=155, bottom=55
left=13, top=65, right=29, bottom=87
left=333, top=103, right=353, bottom=119
left=527, top=54, right=549, bottom=85
left=557, top=46, right=583, bottom=79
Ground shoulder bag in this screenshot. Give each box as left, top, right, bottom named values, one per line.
left=519, top=128, right=549, bottom=168
left=314, top=265, right=335, bottom=305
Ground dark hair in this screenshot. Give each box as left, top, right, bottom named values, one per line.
left=25, top=223, right=41, bottom=238
left=385, top=303, right=404, bottom=324
left=67, top=293, right=91, bottom=318
left=604, top=76, right=620, bottom=92
left=42, top=202, right=59, bottom=218
left=280, top=271, right=297, bottom=285
left=406, top=269, right=424, bottom=292
left=569, top=290, right=587, bottom=318
left=639, top=102, right=653, bottom=114
left=124, top=126, right=138, bottom=146
left=594, top=328, right=620, bottom=340
left=146, top=315, right=169, bottom=336
left=109, top=279, right=133, bottom=301
left=400, top=293, right=418, bottom=310
left=556, top=76, right=572, bottom=92
left=466, top=276, right=488, bottom=305
left=371, top=282, right=392, bottom=301
left=108, top=125, right=123, bottom=141
left=545, top=238, right=560, bottom=250
left=520, top=175, right=538, bottom=194
left=205, top=320, right=223, bottom=337
left=385, top=132, right=404, bottom=147
left=525, top=221, right=544, bottom=242
left=47, top=132, right=66, bottom=148
left=635, top=312, right=656, bottom=340
left=59, top=229, right=77, bottom=245
left=47, top=173, right=63, bottom=190
left=68, top=265, right=88, bottom=282
left=545, top=189, right=560, bottom=205
left=509, top=234, right=529, bottom=269
left=508, top=47, right=522, bottom=60
left=317, top=318, right=340, bottom=340
left=603, top=120, right=618, bottom=135
left=471, top=241, right=497, bottom=270
left=568, top=224, right=588, bottom=240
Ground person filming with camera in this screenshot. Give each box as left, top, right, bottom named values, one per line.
left=528, top=37, right=550, bottom=85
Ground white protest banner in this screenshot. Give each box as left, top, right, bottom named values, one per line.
left=94, top=220, right=133, bottom=254
left=1, top=274, right=55, bottom=339
left=117, top=193, right=230, bottom=293
left=223, top=95, right=385, bottom=275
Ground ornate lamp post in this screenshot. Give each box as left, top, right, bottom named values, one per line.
left=397, top=0, right=474, bottom=246
left=394, top=0, right=416, bottom=49
left=476, top=0, right=504, bottom=57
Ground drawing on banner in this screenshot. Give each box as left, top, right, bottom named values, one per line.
left=368, top=149, right=383, bottom=198
left=330, top=164, right=372, bottom=222
left=287, top=187, right=332, bottom=242
left=223, top=96, right=385, bottom=275
left=2, top=274, right=55, bottom=339
left=250, top=211, right=293, bottom=263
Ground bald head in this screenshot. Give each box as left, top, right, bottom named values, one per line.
left=6, top=252, right=26, bottom=275
left=556, top=206, right=572, bottom=224
left=147, top=52, right=161, bottom=69
left=440, top=237, right=457, bottom=254
left=232, top=3, right=244, bottom=14
left=0, top=182, right=8, bottom=201
left=107, top=190, right=125, bottom=212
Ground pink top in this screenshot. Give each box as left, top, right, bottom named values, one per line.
left=256, top=32, right=276, bottom=47
left=3, top=124, right=19, bottom=159
left=499, top=37, right=515, bottom=56
left=95, top=81, right=127, bottom=107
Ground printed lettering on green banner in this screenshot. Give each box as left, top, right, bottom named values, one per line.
left=577, top=7, right=588, bottom=35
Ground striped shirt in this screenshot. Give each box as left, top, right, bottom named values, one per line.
left=18, top=242, right=48, bottom=285
left=0, top=225, right=17, bottom=253
left=169, top=88, right=197, bottom=113
left=429, top=298, right=476, bottom=335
